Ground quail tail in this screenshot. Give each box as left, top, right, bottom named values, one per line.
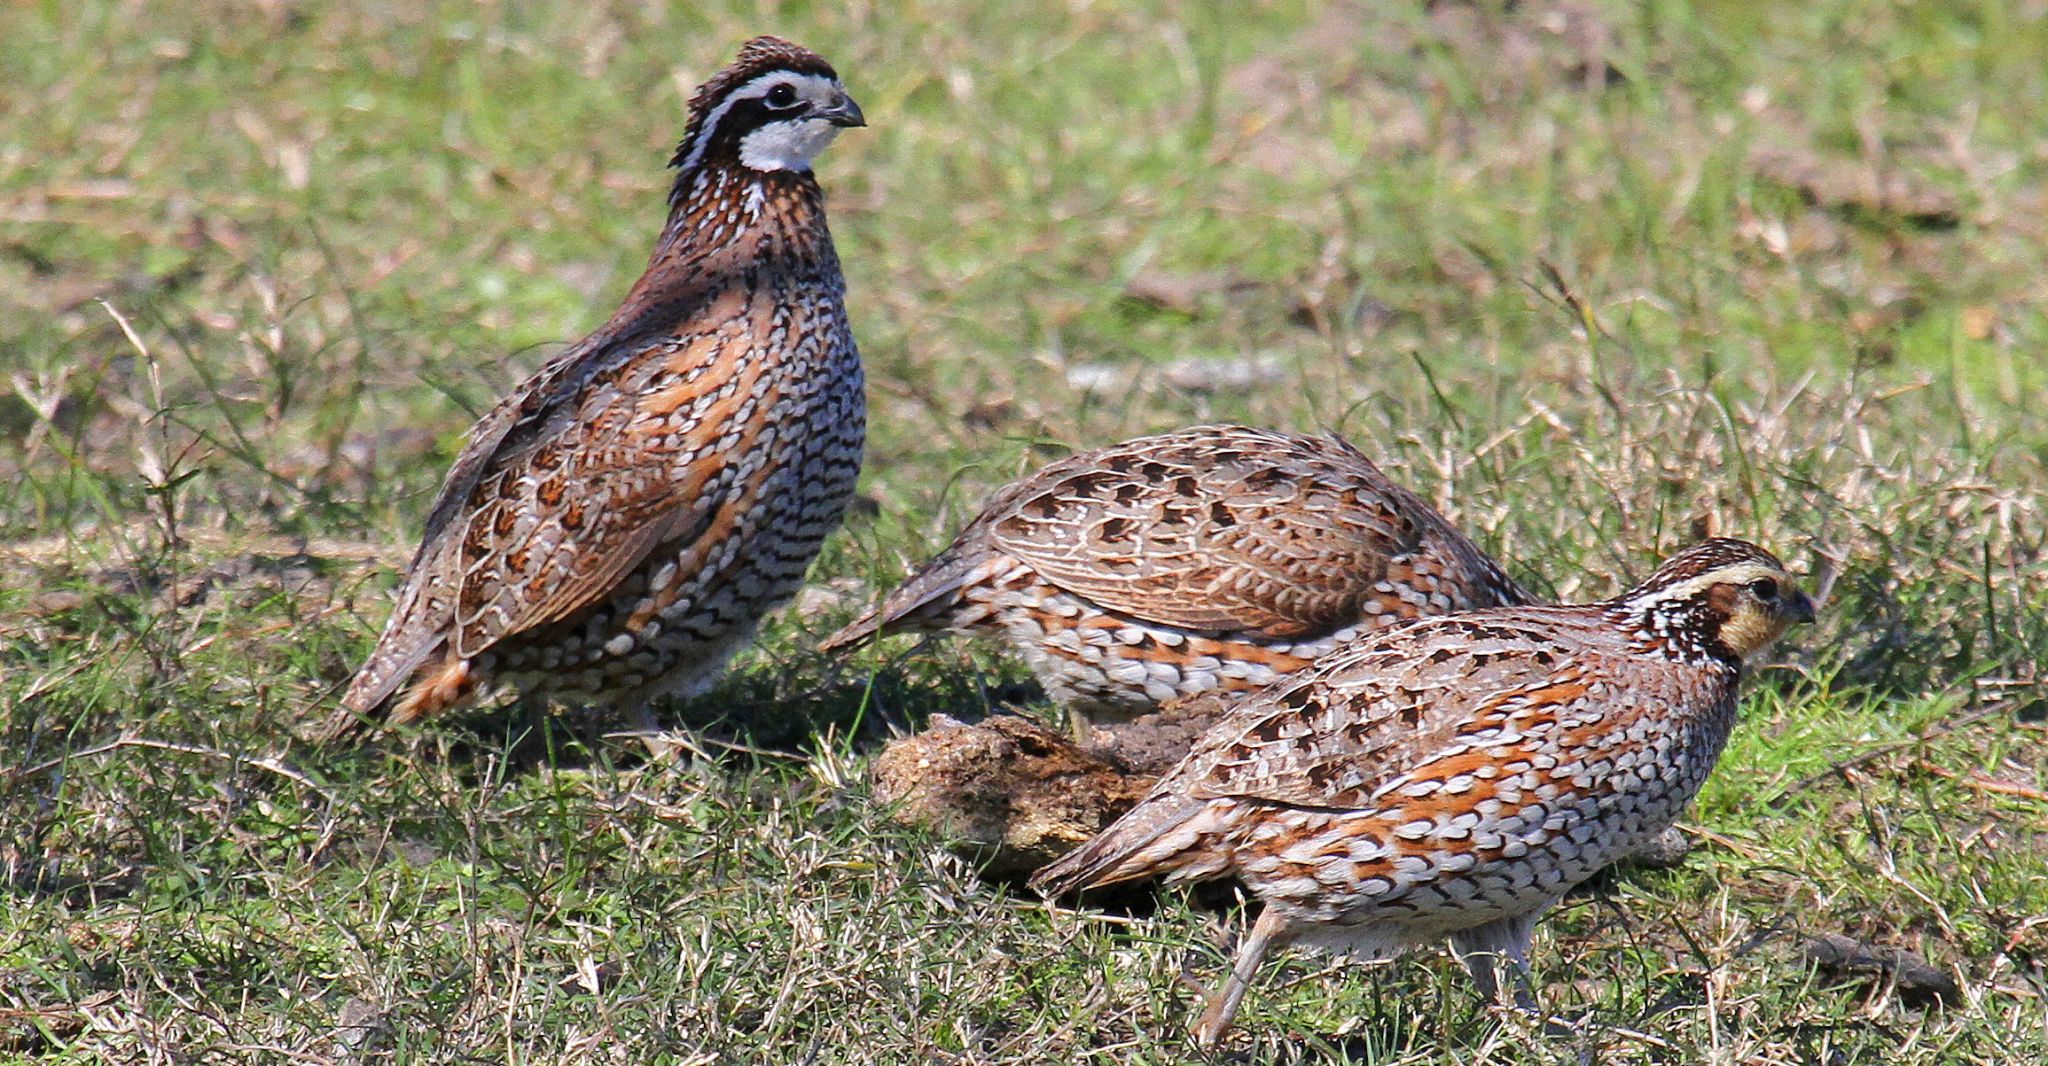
left=816, top=603, right=887, bottom=653
left=820, top=546, right=994, bottom=652
left=1027, top=793, right=1206, bottom=896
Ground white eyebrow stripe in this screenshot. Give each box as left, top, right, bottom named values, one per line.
left=675, top=71, right=842, bottom=173
left=1629, top=563, right=1783, bottom=605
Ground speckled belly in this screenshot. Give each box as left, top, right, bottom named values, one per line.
left=491, top=387, right=863, bottom=707
left=1241, top=727, right=1720, bottom=941
left=979, top=580, right=1394, bottom=719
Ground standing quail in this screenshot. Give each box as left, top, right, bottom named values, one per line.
left=822, top=425, right=1531, bottom=726
left=1029, top=538, right=1816, bottom=1046
left=325, top=37, right=867, bottom=743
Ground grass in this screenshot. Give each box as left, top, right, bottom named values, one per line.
left=3, top=0, right=2046, bottom=1061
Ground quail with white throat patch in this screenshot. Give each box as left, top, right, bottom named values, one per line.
left=323, top=37, right=867, bottom=747
left=1030, top=538, right=1816, bottom=1047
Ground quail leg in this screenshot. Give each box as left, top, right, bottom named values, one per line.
left=619, top=704, right=698, bottom=764
left=1194, top=906, right=1291, bottom=1049
left=1066, top=707, right=1094, bottom=746
left=1452, top=910, right=1577, bottom=1036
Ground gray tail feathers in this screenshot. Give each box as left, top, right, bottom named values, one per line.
left=817, top=603, right=888, bottom=653
left=339, top=657, right=403, bottom=718
left=1028, top=795, right=1204, bottom=897
left=304, top=666, right=396, bottom=746
left=818, top=549, right=991, bottom=653
left=307, top=635, right=437, bottom=745
left=304, top=702, right=371, bottom=746
left=307, top=687, right=380, bottom=744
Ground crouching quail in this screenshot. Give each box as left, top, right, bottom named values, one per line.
left=1030, top=538, right=1816, bottom=1046
left=823, top=425, right=1532, bottom=731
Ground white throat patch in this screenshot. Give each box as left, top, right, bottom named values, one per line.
left=676, top=70, right=847, bottom=174
left=739, top=119, right=844, bottom=172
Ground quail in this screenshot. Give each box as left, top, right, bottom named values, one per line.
left=1030, top=538, right=1816, bottom=1046
left=823, top=425, right=1531, bottom=726
left=325, top=37, right=867, bottom=743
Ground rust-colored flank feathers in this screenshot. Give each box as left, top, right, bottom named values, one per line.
left=324, top=37, right=867, bottom=741
left=1029, top=538, right=1816, bottom=1046
left=823, top=425, right=1533, bottom=723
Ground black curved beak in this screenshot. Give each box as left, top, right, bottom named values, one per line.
left=1785, top=589, right=1817, bottom=625
left=817, top=92, right=865, bottom=128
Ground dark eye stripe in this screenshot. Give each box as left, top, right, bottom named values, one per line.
left=671, top=70, right=830, bottom=176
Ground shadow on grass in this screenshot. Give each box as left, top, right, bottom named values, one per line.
left=304, top=659, right=1051, bottom=779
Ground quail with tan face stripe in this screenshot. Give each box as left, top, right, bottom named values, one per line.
left=324, top=37, right=866, bottom=743
left=1030, top=538, right=1816, bottom=1047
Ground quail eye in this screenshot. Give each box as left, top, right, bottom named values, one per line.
left=765, top=83, right=799, bottom=109
left=1747, top=578, right=1779, bottom=601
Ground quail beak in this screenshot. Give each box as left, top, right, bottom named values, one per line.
left=1785, top=589, right=1817, bottom=626
left=817, top=92, right=866, bottom=128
